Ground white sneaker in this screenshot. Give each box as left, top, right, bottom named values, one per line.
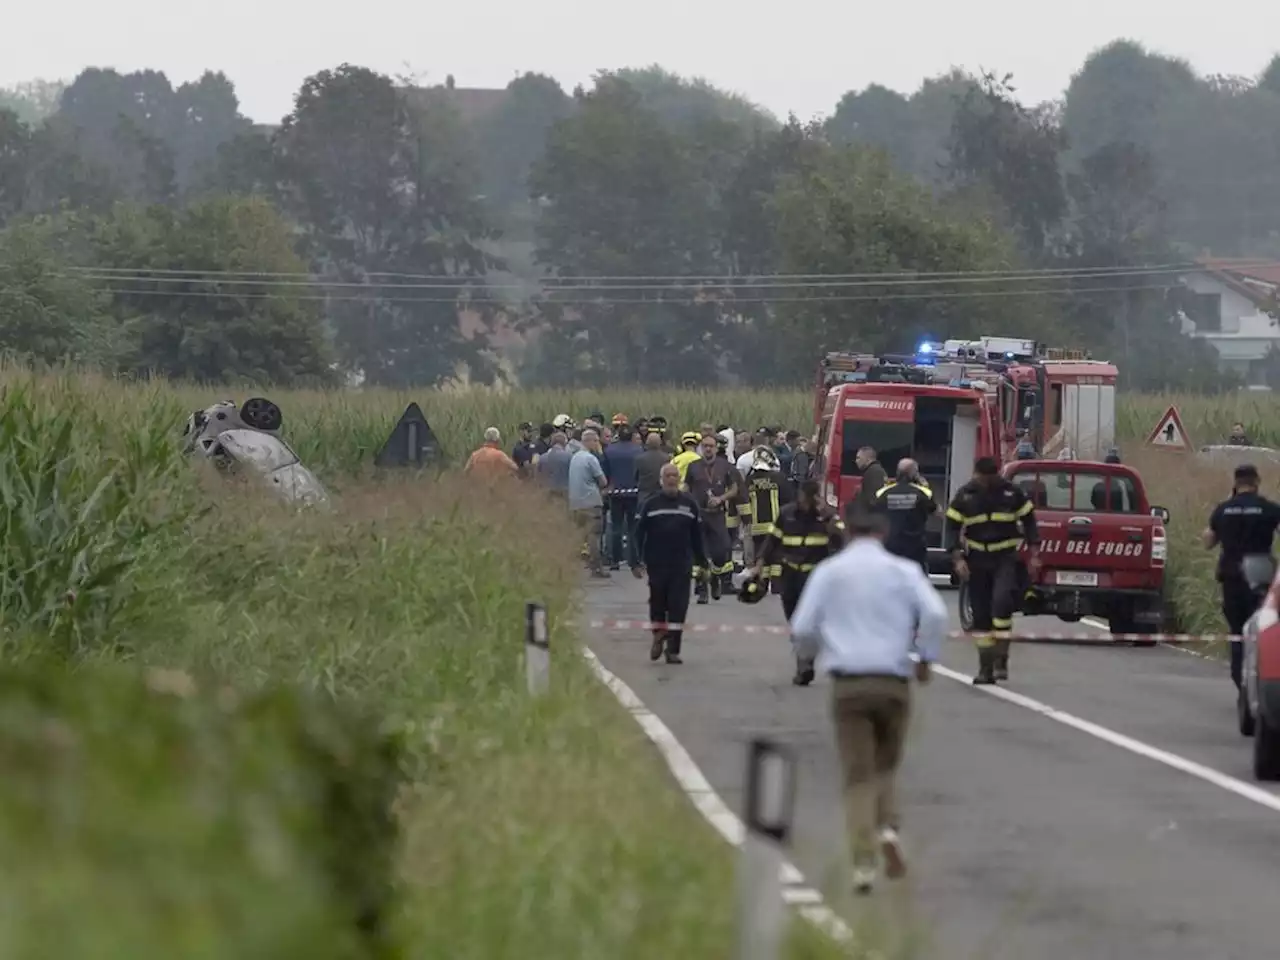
left=853, top=865, right=877, bottom=895
left=879, top=827, right=907, bottom=880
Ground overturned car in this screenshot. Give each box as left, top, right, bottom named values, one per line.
left=182, top=397, right=328, bottom=506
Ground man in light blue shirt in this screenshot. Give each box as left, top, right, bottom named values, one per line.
left=789, top=506, right=946, bottom=896
left=568, top=429, right=609, bottom=577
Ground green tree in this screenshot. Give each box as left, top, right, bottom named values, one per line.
left=473, top=73, right=573, bottom=211
left=0, top=80, right=65, bottom=126
left=608, top=66, right=777, bottom=132
left=89, top=197, right=334, bottom=384
left=947, top=71, right=1068, bottom=259
left=527, top=76, right=733, bottom=385
left=767, top=145, right=1049, bottom=380
left=274, top=64, right=500, bottom=387
left=0, top=218, right=109, bottom=363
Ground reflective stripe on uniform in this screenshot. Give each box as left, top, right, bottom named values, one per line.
left=992, top=617, right=1013, bottom=630
left=783, top=561, right=817, bottom=572
left=780, top=534, right=829, bottom=546
left=946, top=507, right=966, bottom=523
left=965, top=538, right=1022, bottom=552
left=973, top=634, right=995, bottom=648
left=1015, top=500, right=1034, bottom=517
left=754, top=522, right=777, bottom=536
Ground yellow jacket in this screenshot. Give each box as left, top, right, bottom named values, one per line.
left=672, top=449, right=701, bottom=485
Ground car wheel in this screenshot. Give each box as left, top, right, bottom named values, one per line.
left=1239, top=686, right=1256, bottom=737
left=958, top=582, right=974, bottom=632
left=1254, top=713, right=1280, bottom=781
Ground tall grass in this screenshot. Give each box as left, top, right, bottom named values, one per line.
left=0, top=369, right=853, bottom=959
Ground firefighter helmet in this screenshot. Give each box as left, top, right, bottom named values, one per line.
left=611, top=412, right=629, bottom=426
left=737, top=573, right=767, bottom=605
left=680, top=431, right=700, bottom=447
left=750, top=445, right=780, bottom=473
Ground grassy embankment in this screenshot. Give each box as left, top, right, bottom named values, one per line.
left=0, top=373, right=850, bottom=960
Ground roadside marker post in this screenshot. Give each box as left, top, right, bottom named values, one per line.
left=525, top=601, right=550, bottom=696
left=735, top=738, right=797, bottom=960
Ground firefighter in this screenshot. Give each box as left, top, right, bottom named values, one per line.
left=634, top=462, right=708, bottom=665
left=744, top=445, right=793, bottom=590
left=945, top=456, right=1041, bottom=684
left=685, top=434, right=738, bottom=604
left=873, top=457, right=936, bottom=572
left=672, top=432, right=702, bottom=485
left=754, top=479, right=847, bottom=686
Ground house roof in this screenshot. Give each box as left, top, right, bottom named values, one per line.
left=1195, top=258, right=1280, bottom=307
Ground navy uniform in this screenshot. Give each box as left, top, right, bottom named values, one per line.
left=874, top=476, right=936, bottom=571
left=1207, top=466, right=1280, bottom=688
left=758, top=500, right=847, bottom=685
left=685, top=453, right=738, bottom=603
left=945, top=463, right=1039, bottom=684
left=634, top=487, right=707, bottom=664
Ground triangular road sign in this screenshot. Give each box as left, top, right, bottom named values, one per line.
left=374, top=403, right=442, bottom=468
left=1145, top=405, right=1191, bottom=451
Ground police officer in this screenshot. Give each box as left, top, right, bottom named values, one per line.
left=945, top=457, right=1040, bottom=684
left=873, top=457, right=936, bottom=572
left=754, top=479, right=847, bottom=686
left=1203, top=463, right=1280, bottom=690
left=685, top=434, right=739, bottom=604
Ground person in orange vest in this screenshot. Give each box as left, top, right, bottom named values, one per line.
left=465, top=427, right=518, bottom=478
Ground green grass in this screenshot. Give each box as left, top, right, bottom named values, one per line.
left=0, top=369, right=857, bottom=959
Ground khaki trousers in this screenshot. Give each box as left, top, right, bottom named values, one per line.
left=831, top=675, right=911, bottom=867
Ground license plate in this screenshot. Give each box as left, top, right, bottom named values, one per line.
left=1056, top=571, right=1098, bottom=587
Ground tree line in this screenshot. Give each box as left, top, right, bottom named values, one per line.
left=3, top=44, right=1274, bottom=390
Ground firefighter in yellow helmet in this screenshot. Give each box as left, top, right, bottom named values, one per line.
left=672, top=432, right=701, bottom=485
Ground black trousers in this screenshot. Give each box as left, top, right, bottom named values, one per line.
left=695, top=512, right=733, bottom=592
left=967, top=552, right=1020, bottom=636
left=1222, top=576, right=1256, bottom=688
left=780, top=569, right=810, bottom=622
left=608, top=495, right=638, bottom=566
left=886, top=539, right=928, bottom=573
left=649, top=565, right=693, bottom=655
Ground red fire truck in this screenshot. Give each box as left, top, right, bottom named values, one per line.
left=812, top=351, right=1005, bottom=573
left=929, top=336, right=1120, bottom=462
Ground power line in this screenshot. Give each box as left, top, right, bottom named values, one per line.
left=60, top=257, right=1280, bottom=285
left=64, top=263, right=1226, bottom=293
left=96, top=281, right=1175, bottom=306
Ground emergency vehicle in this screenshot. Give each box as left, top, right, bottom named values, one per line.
left=956, top=459, right=1170, bottom=640
left=920, top=336, right=1120, bottom=462
left=812, top=351, right=1004, bottom=573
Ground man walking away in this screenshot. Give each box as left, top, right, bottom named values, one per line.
left=569, top=429, right=610, bottom=578
left=465, top=427, right=518, bottom=479
left=634, top=463, right=708, bottom=664
left=790, top=507, right=946, bottom=895
left=754, top=479, right=846, bottom=685
left=874, top=458, right=937, bottom=573
left=945, top=457, right=1039, bottom=683
left=1203, top=463, right=1280, bottom=690
left=854, top=447, right=887, bottom=513
left=635, top=432, right=671, bottom=503
left=604, top=424, right=643, bottom=570
left=536, top=431, right=573, bottom=504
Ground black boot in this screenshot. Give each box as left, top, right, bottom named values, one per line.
left=793, top=657, right=815, bottom=686
left=649, top=631, right=666, bottom=662
left=695, top=580, right=709, bottom=605
left=665, top=632, right=683, bottom=664
left=973, top=648, right=997, bottom=685
left=994, top=639, right=1010, bottom=681
left=710, top=575, right=722, bottom=601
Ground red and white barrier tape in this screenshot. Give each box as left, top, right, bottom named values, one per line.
left=583, top=619, right=1241, bottom=644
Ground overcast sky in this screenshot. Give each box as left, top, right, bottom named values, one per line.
left=7, top=1, right=1278, bottom=122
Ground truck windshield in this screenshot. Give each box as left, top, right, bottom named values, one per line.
left=1011, top=470, right=1141, bottom=513
left=841, top=420, right=912, bottom=476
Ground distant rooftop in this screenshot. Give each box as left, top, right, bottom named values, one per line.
left=1194, top=257, right=1280, bottom=308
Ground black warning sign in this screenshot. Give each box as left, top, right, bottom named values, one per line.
left=373, top=403, right=442, bottom=468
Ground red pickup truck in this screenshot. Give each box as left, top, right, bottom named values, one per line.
left=958, top=460, right=1170, bottom=644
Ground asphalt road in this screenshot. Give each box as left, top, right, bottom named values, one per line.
left=582, top=572, right=1280, bottom=960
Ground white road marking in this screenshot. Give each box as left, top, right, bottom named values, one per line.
left=580, top=647, right=856, bottom=944
left=1080, top=614, right=1219, bottom=661
left=931, top=663, right=1280, bottom=811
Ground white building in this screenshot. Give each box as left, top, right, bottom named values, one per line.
left=1175, top=259, right=1280, bottom=385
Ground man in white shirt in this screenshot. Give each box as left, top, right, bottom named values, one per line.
left=789, top=506, right=947, bottom=895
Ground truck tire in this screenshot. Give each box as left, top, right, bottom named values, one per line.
left=1109, top=607, right=1157, bottom=647
left=1239, top=686, right=1256, bottom=737
left=1254, top=713, right=1280, bottom=781
left=957, top=582, right=974, bottom=632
